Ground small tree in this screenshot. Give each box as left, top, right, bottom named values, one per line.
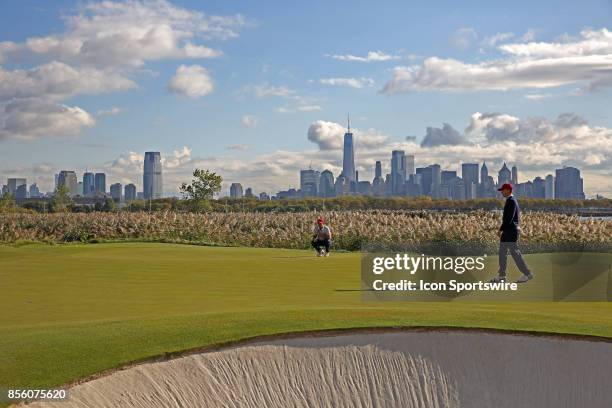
left=52, top=185, right=72, bottom=212
left=180, top=169, right=222, bottom=200
left=0, top=193, right=16, bottom=213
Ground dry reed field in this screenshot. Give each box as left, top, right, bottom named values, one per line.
left=0, top=210, right=609, bottom=253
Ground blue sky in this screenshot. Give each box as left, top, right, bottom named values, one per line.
left=1, top=0, right=611, bottom=196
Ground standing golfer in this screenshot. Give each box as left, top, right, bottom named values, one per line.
left=490, top=183, right=534, bottom=283
left=312, top=217, right=332, bottom=257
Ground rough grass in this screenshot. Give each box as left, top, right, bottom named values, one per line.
left=0, top=243, right=611, bottom=407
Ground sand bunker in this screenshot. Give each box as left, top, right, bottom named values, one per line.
left=27, top=330, right=612, bottom=408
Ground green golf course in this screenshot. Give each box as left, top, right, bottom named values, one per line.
left=1, top=243, right=611, bottom=406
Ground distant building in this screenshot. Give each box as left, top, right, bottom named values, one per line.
left=245, top=187, right=254, bottom=198
left=29, top=183, right=40, bottom=198
left=390, top=150, right=407, bottom=196
left=8, top=178, right=27, bottom=199
left=83, top=172, right=95, bottom=197
left=94, top=173, right=106, bottom=195
left=110, top=183, right=122, bottom=202
left=405, top=155, right=415, bottom=178
left=462, top=163, right=479, bottom=199
left=124, top=183, right=137, bottom=201
left=77, top=182, right=83, bottom=196
left=555, top=167, right=584, bottom=199
left=143, top=152, right=163, bottom=199
left=259, top=192, right=270, bottom=200
left=341, top=116, right=356, bottom=183
left=545, top=175, right=555, bottom=199
left=429, top=164, right=441, bottom=198
left=334, top=174, right=349, bottom=196
left=532, top=177, right=546, bottom=199
left=57, top=171, right=78, bottom=197
left=357, top=181, right=372, bottom=196
left=300, top=169, right=320, bottom=197
left=230, top=183, right=243, bottom=199
left=511, top=165, right=519, bottom=185
left=498, top=162, right=511, bottom=187
left=319, top=170, right=335, bottom=198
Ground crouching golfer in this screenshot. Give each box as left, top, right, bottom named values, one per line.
left=490, top=183, right=534, bottom=283
left=312, top=217, right=332, bottom=257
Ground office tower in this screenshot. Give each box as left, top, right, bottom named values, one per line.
left=58, top=171, right=78, bottom=197
left=83, top=172, right=95, bottom=197
left=7, top=178, right=26, bottom=195
left=230, top=183, right=243, bottom=199
left=462, top=163, right=479, bottom=199
left=244, top=187, right=255, bottom=198
left=357, top=181, right=372, bottom=196
left=555, top=167, right=585, bottom=199
left=259, top=192, right=270, bottom=200
left=334, top=174, right=349, bottom=196
left=94, top=173, right=106, bottom=195
left=76, top=182, right=83, bottom=196
left=29, top=183, right=40, bottom=198
left=416, top=167, right=432, bottom=196
left=1, top=185, right=8, bottom=196
left=124, top=183, right=137, bottom=201
left=143, top=152, right=163, bottom=199
left=341, top=115, right=356, bottom=183
left=8, top=178, right=27, bottom=199
left=110, top=183, right=122, bottom=202
left=511, top=165, right=518, bottom=185
left=319, top=170, right=335, bottom=198
left=429, top=164, right=441, bottom=198
left=300, top=169, right=320, bottom=197
left=372, top=161, right=385, bottom=197
left=545, top=175, right=555, bottom=199
left=532, top=177, right=546, bottom=198
left=390, top=150, right=407, bottom=196
left=405, top=155, right=415, bottom=177
left=441, top=170, right=457, bottom=185
left=498, top=162, right=511, bottom=186
left=480, top=161, right=489, bottom=180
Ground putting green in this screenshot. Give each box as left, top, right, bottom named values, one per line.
left=0, top=243, right=611, bottom=407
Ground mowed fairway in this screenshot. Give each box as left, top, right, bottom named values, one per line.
left=1, top=243, right=611, bottom=406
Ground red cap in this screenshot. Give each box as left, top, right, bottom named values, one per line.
left=497, top=183, right=513, bottom=191
left=317, top=217, right=324, bottom=223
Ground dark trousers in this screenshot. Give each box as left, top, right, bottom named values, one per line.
left=498, top=241, right=531, bottom=277
left=312, top=239, right=331, bottom=253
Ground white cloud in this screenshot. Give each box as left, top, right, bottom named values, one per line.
left=97, top=106, right=124, bottom=116
left=276, top=105, right=323, bottom=114
left=523, top=93, right=555, bottom=101
left=482, top=32, right=515, bottom=47
left=450, top=27, right=478, bottom=50
left=167, top=64, right=214, bottom=98
left=0, top=0, right=244, bottom=68
left=307, top=120, right=389, bottom=150
left=0, top=98, right=95, bottom=141
left=319, top=77, right=375, bottom=88
left=241, top=114, right=259, bottom=128
left=325, top=50, right=400, bottom=62
left=382, top=28, right=612, bottom=94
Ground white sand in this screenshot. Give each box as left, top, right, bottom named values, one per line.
left=26, top=330, right=612, bottom=408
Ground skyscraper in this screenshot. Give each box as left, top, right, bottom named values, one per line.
left=341, top=115, right=356, bottom=183
left=94, top=173, right=106, bottom=195
left=83, top=172, right=95, bottom=197
left=511, top=165, right=518, bottom=185
left=405, top=155, right=415, bottom=177
left=319, top=170, right=335, bottom=198
left=124, top=183, right=137, bottom=201
left=110, top=183, right=122, bottom=202
left=498, top=162, right=511, bottom=186
left=230, top=183, right=243, bottom=199
left=29, top=183, right=40, bottom=198
left=7, top=178, right=26, bottom=197
left=555, top=167, right=584, bottom=199
left=143, top=152, right=163, bottom=199
left=429, top=164, right=441, bottom=197
left=462, top=163, right=479, bottom=199
left=545, top=175, right=555, bottom=199
left=58, top=171, right=78, bottom=197
left=372, top=161, right=385, bottom=197
left=300, top=169, right=320, bottom=197
left=390, top=150, right=406, bottom=196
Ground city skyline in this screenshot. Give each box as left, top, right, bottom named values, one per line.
left=0, top=1, right=611, bottom=196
